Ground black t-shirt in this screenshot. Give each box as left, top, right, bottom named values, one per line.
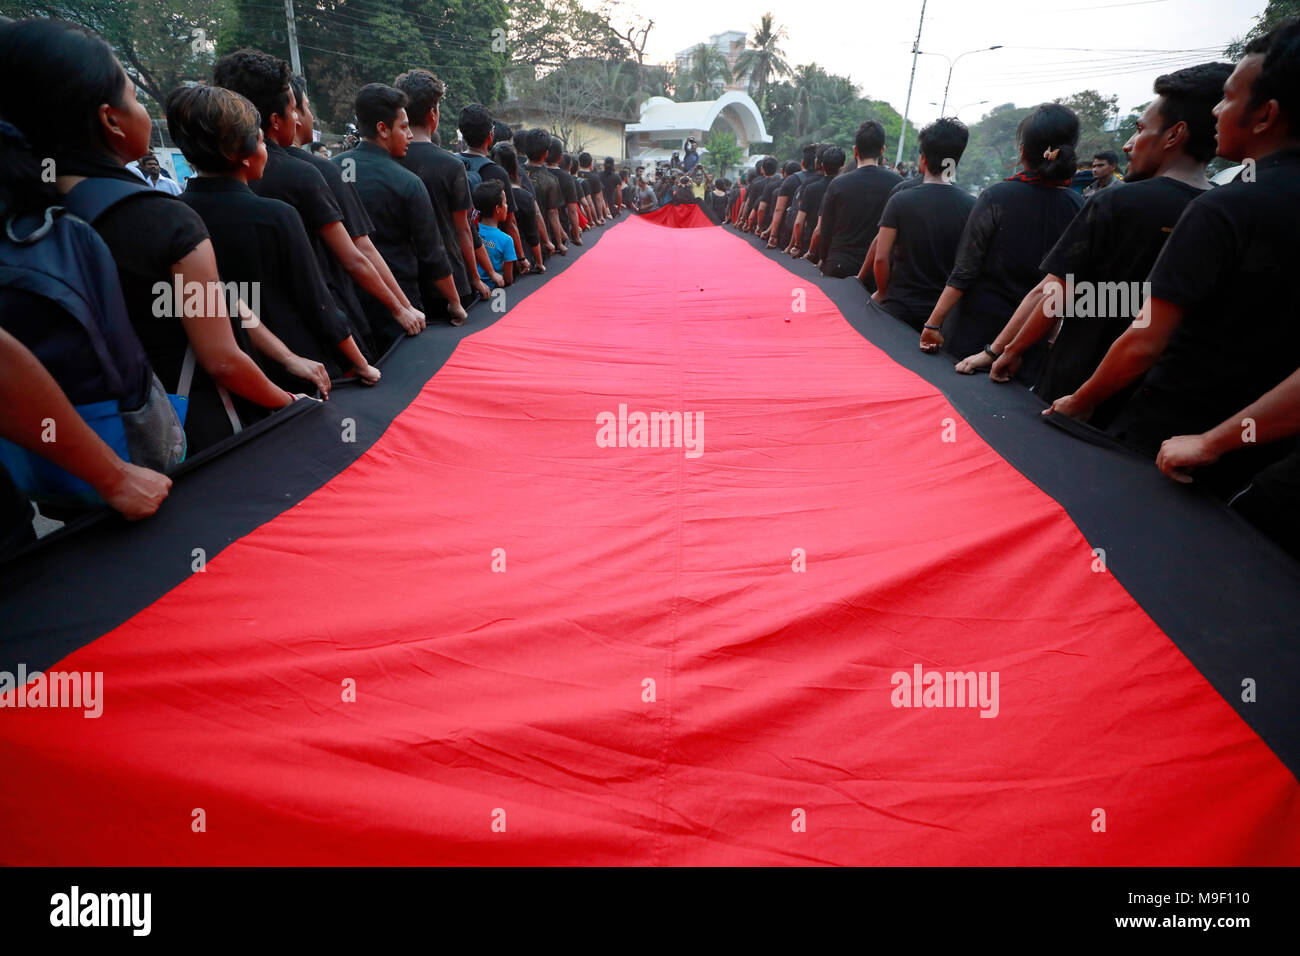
left=512, top=184, right=540, bottom=248
left=80, top=189, right=253, bottom=451
left=599, top=170, right=622, bottom=209
left=817, top=164, right=903, bottom=277
left=1035, top=176, right=1206, bottom=413
left=333, top=142, right=451, bottom=348
left=944, top=179, right=1084, bottom=358
left=889, top=175, right=925, bottom=197
left=552, top=166, right=579, bottom=231
left=1109, top=149, right=1300, bottom=493
left=401, top=141, right=474, bottom=298
left=774, top=170, right=810, bottom=245
left=180, top=178, right=349, bottom=389
left=292, top=144, right=373, bottom=238
left=526, top=164, right=563, bottom=213
left=289, top=144, right=376, bottom=356
left=878, top=183, right=977, bottom=329
left=251, top=140, right=343, bottom=233
left=797, top=173, right=831, bottom=244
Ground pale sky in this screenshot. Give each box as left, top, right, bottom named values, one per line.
left=595, top=0, right=1265, bottom=125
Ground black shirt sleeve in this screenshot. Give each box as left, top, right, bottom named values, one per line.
left=290, top=163, right=345, bottom=232
left=947, top=189, right=1001, bottom=290
left=276, top=203, right=353, bottom=347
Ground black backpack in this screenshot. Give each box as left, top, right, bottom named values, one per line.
left=0, top=180, right=187, bottom=506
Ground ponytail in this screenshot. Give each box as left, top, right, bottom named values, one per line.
left=1017, top=103, right=1080, bottom=181
left=1038, top=143, right=1078, bottom=182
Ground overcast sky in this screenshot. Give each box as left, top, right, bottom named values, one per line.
left=597, top=0, right=1263, bottom=124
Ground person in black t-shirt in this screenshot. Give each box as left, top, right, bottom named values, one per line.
left=334, top=84, right=466, bottom=341
left=459, top=104, right=531, bottom=275
left=1046, top=22, right=1300, bottom=499
left=739, top=158, right=777, bottom=232
left=214, top=51, right=425, bottom=346
left=600, top=157, right=623, bottom=214
left=816, top=121, right=903, bottom=278
left=288, top=74, right=388, bottom=358
left=0, top=24, right=301, bottom=457
left=767, top=145, right=816, bottom=249
left=395, top=70, right=493, bottom=309
left=756, top=160, right=798, bottom=239
left=578, top=152, right=609, bottom=223
left=871, top=118, right=977, bottom=332
left=169, top=85, right=379, bottom=396
left=546, top=138, right=583, bottom=246
left=493, top=143, right=546, bottom=272
left=790, top=145, right=843, bottom=259
left=523, top=128, right=566, bottom=257
left=920, top=103, right=1083, bottom=362
left=958, top=62, right=1230, bottom=420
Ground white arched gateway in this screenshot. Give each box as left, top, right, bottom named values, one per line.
left=625, top=90, right=770, bottom=165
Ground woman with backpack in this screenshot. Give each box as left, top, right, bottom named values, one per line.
left=0, top=18, right=322, bottom=457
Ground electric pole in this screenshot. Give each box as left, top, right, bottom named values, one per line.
left=896, top=0, right=927, bottom=165
left=284, top=0, right=302, bottom=76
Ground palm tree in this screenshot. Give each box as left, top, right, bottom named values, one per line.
left=733, top=13, right=791, bottom=111
left=685, top=43, right=731, bottom=100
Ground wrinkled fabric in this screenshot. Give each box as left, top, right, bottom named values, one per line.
left=1, top=214, right=1297, bottom=865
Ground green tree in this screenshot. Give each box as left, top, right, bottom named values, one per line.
left=682, top=42, right=731, bottom=100
left=8, top=0, right=237, bottom=114
left=1226, top=0, right=1300, bottom=58
left=703, top=130, right=743, bottom=177
left=733, top=12, right=790, bottom=111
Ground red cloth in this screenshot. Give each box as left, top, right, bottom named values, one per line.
left=2, top=216, right=1296, bottom=865
left=640, top=203, right=715, bottom=228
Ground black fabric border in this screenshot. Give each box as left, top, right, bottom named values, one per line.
left=735, top=229, right=1300, bottom=777
left=0, top=214, right=624, bottom=670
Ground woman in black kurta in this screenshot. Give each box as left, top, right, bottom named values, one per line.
left=920, top=104, right=1085, bottom=377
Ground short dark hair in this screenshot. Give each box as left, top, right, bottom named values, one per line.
left=821, top=145, right=846, bottom=175
left=472, top=179, right=506, bottom=217
left=288, top=73, right=306, bottom=111
left=354, top=83, right=407, bottom=138
left=546, top=136, right=563, bottom=164
left=918, top=117, right=969, bottom=171
left=801, top=143, right=817, bottom=169
left=459, top=103, right=494, bottom=149
left=166, top=84, right=261, bottom=173
left=1152, top=62, right=1233, bottom=163
left=560, top=151, right=574, bottom=171
left=213, top=49, right=293, bottom=134
left=782, top=159, right=801, bottom=176
left=393, top=69, right=445, bottom=125
left=491, top=141, right=519, bottom=178
left=492, top=121, right=514, bottom=145
left=854, top=120, right=886, bottom=159
left=578, top=151, right=592, bottom=167
left=523, top=127, right=550, bottom=162
left=760, top=156, right=777, bottom=175
left=1244, top=18, right=1300, bottom=124
left=1093, top=150, right=1119, bottom=165
left=308, top=141, right=328, bottom=155
left=604, top=156, right=615, bottom=172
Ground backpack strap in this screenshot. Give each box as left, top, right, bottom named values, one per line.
left=62, top=176, right=154, bottom=225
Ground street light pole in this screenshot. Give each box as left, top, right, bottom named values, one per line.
left=938, top=45, right=1002, bottom=116
left=896, top=0, right=928, bottom=166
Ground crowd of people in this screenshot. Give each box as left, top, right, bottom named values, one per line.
left=1, top=14, right=1298, bottom=564
left=714, top=23, right=1300, bottom=560
left=0, top=17, right=636, bottom=556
